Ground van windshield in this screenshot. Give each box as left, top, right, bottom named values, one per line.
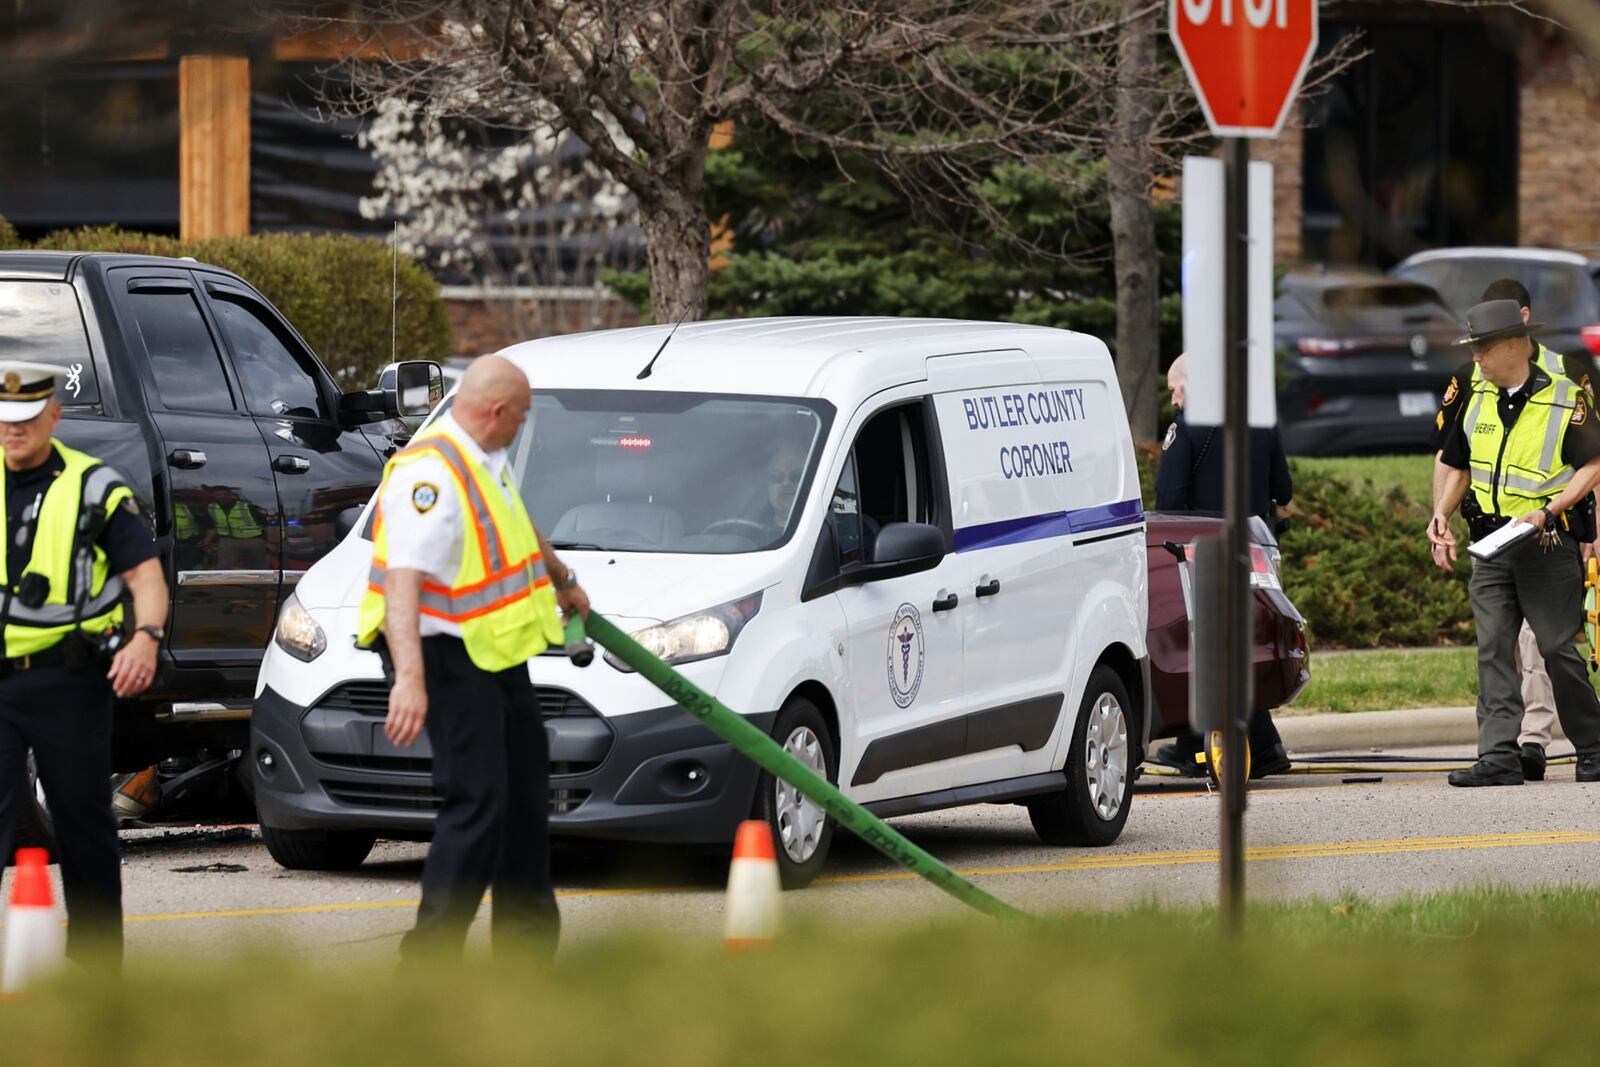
left=507, top=390, right=832, bottom=554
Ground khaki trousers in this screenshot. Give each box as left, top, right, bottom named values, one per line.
left=1515, top=621, right=1557, bottom=747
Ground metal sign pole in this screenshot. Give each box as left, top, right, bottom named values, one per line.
left=1219, top=135, right=1252, bottom=934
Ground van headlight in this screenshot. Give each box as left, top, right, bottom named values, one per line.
left=274, top=594, right=327, bottom=662
left=605, top=593, right=763, bottom=672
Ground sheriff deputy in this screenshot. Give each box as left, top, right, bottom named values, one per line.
left=0, top=361, right=166, bottom=967
left=1429, top=301, right=1600, bottom=786
left=358, top=354, right=589, bottom=959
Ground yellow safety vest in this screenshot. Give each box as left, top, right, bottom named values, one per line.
left=0, top=440, right=133, bottom=657
left=357, top=426, right=563, bottom=672
left=1465, top=368, right=1582, bottom=519
left=208, top=500, right=263, bottom=539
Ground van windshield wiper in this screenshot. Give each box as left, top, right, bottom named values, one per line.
left=549, top=541, right=604, bottom=551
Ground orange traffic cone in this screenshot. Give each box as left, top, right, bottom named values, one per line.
left=2, top=848, right=64, bottom=995
left=723, top=820, right=782, bottom=950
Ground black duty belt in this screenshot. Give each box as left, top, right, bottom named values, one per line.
left=0, top=643, right=72, bottom=674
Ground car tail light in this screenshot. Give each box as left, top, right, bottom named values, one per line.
left=1581, top=325, right=1600, bottom=358
left=1178, top=543, right=1282, bottom=590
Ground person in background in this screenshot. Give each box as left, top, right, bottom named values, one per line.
left=1153, top=354, right=1294, bottom=778
left=1429, top=278, right=1598, bottom=781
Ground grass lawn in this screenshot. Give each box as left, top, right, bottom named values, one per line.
left=1293, top=453, right=1434, bottom=507
left=10, top=887, right=1600, bottom=1065
left=1291, top=646, right=1478, bottom=713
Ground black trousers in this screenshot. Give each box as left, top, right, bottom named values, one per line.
left=0, top=663, right=122, bottom=966
left=398, top=636, right=559, bottom=959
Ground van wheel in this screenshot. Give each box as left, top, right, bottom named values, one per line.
left=20, top=752, right=55, bottom=850
left=753, top=697, right=838, bottom=890
left=1028, top=666, right=1134, bottom=847
left=260, top=824, right=376, bottom=871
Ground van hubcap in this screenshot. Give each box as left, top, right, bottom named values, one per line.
left=1084, top=694, right=1128, bottom=821
left=775, top=726, right=827, bottom=864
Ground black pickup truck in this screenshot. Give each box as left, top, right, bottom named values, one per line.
left=0, top=251, right=436, bottom=834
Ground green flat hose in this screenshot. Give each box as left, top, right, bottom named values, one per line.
left=566, top=613, right=1025, bottom=921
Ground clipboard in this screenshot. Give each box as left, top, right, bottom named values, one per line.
left=1467, top=520, right=1536, bottom=561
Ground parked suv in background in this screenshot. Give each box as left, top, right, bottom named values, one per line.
left=1275, top=271, right=1460, bottom=455
left=1391, top=247, right=1600, bottom=371
left=0, top=251, right=436, bottom=839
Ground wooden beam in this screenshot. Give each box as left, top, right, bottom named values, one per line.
left=179, top=55, right=251, bottom=240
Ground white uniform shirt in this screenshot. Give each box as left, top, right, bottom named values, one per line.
left=378, top=411, right=519, bottom=637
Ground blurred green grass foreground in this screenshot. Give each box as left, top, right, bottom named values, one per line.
left=6, top=886, right=1600, bottom=1065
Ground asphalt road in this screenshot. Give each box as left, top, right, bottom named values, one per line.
left=52, top=745, right=1600, bottom=963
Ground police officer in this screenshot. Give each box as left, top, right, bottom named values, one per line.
left=0, top=361, right=166, bottom=966
left=1430, top=279, right=1598, bottom=781
left=358, top=355, right=589, bottom=958
left=1430, top=300, right=1600, bottom=786
left=1153, top=354, right=1295, bottom=778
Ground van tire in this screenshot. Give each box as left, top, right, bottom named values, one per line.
left=20, top=752, right=55, bottom=850
left=260, top=824, right=376, bottom=871
left=753, top=696, right=838, bottom=890
left=1028, top=666, right=1134, bottom=848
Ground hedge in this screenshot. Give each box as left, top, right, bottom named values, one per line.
left=1138, top=450, right=1476, bottom=649
left=14, top=224, right=452, bottom=386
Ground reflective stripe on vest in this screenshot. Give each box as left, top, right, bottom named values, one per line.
left=1465, top=371, right=1579, bottom=518
left=0, top=440, right=132, bottom=655
left=357, top=426, right=563, bottom=671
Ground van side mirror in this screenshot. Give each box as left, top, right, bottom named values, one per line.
left=846, top=522, right=946, bottom=584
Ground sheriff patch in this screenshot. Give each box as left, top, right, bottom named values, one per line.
left=1572, top=403, right=1588, bottom=428
left=412, top=482, right=440, bottom=513
left=1442, top=377, right=1458, bottom=406
left=1162, top=422, right=1178, bottom=451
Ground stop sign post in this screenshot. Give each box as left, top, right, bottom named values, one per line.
left=1170, top=0, right=1317, bottom=935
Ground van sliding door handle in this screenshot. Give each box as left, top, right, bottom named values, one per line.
left=975, top=579, right=1001, bottom=598
left=167, top=449, right=207, bottom=469
left=932, top=592, right=959, bottom=613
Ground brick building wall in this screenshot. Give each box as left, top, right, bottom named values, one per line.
left=444, top=291, right=641, bottom=357
left=1252, top=120, right=1305, bottom=264
left=1518, top=41, right=1600, bottom=251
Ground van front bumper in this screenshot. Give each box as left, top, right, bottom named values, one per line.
left=251, top=681, right=774, bottom=845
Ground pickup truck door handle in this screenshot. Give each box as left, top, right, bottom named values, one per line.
left=976, top=578, right=1001, bottom=598
left=273, top=455, right=312, bottom=474
left=932, top=592, right=959, bottom=613
left=167, top=449, right=207, bottom=469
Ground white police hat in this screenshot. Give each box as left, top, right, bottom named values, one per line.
left=0, top=361, right=65, bottom=423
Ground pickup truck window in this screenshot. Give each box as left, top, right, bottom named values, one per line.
left=126, top=290, right=237, bottom=413
left=0, top=281, right=101, bottom=406
left=210, top=294, right=330, bottom=420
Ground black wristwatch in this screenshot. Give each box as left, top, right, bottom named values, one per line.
left=1541, top=506, right=1557, bottom=529
left=134, top=624, right=166, bottom=645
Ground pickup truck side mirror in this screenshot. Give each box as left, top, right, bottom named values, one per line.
left=339, top=360, right=444, bottom=429
left=843, top=522, right=946, bottom=585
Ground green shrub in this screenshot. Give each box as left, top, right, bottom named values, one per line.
left=28, top=228, right=452, bottom=385
left=0, top=214, right=20, bottom=250
left=1140, top=450, right=1475, bottom=649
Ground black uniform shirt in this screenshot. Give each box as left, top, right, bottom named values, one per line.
left=1155, top=414, right=1294, bottom=523
left=1431, top=348, right=1595, bottom=452
left=4, top=448, right=158, bottom=583
left=1438, top=362, right=1600, bottom=475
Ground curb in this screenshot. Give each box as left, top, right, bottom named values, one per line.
left=1277, top=706, right=1570, bottom=753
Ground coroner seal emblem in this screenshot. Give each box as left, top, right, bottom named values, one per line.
left=887, top=603, right=926, bottom=709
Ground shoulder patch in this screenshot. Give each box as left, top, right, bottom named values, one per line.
left=412, top=482, right=440, bottom=513
left=1442, top=377, right=1458, bottom=406
left=1162, top=422, right=1178, bottom=451
left=1572, top=402, right=1588, bottom=428
left=1582, top=374, right=1593, bottom=401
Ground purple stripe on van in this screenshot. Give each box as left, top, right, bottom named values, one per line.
left=952, top=498, right=1144, bottom=552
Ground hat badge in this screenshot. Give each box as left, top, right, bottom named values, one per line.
left=4, top=372, right=21, bottom=393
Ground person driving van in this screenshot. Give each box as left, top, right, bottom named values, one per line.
left=761, top=442, right=807, bottom=541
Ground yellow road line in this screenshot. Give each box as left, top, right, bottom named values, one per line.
left=815, top=830, right=1600, bottom=885
left=94, top=829, right=1600, bottom=926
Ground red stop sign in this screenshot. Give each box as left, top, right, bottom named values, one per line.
left=1170, top=0, right=1318, bottom=137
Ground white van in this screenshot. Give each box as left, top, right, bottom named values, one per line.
left=252, top=318, right=1150, bottom=886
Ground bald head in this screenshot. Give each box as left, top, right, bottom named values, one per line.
left=452, top=355, right=532, bottom=451
left=1167, top=354, right=1188, bottom=410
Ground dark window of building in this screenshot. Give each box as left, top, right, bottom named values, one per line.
left=1302, top=21, right=1517, bottom=267
left=0, top=282, right=101, bottom=405
left=127, top=291, right=237, bottom=413
left=210, top=293, right=330, bottom=420
left=0, top=62, right=180, bottom=236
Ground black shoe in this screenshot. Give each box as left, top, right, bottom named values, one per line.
left=1153, top=741, right=1206, bottom=777
left=1250, top=744, right=1292, bottom=779
left=1578, top=755, right=1600, bottom=783
left=1520, top=743, right=1547, bottom=782
left=1447, top=761, right=1524, bottom=788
